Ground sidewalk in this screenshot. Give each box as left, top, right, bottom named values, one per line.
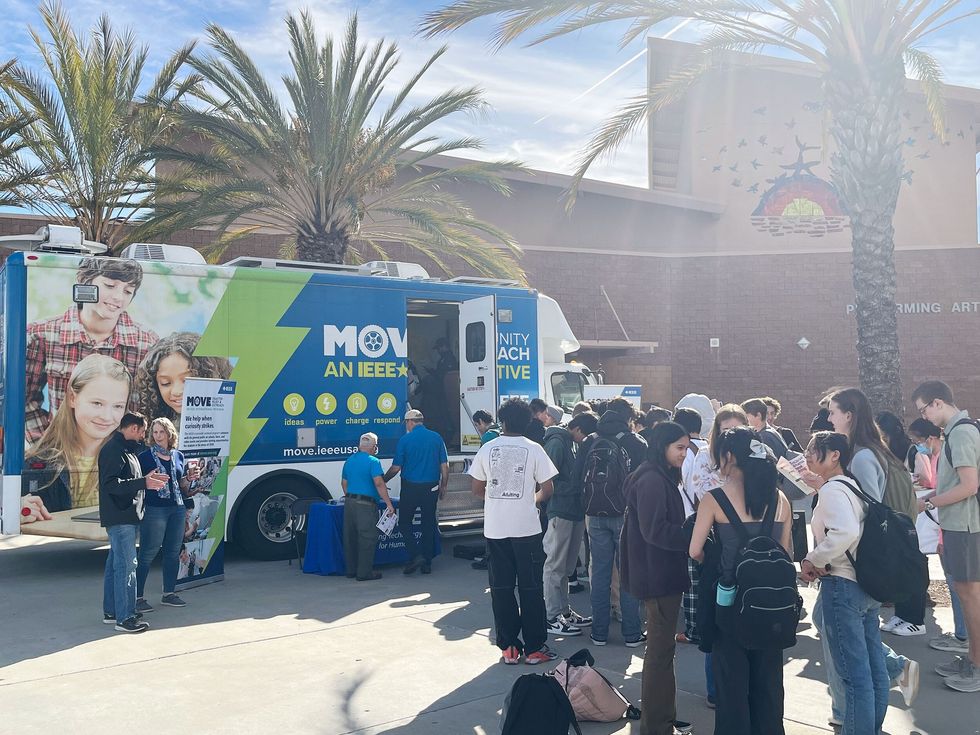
left=0, top=534, right=972, bottom=735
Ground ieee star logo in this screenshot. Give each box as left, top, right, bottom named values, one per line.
left=323, top=324, right=408, bottom=359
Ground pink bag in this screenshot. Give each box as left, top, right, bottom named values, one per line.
left=548, top=649, right=641, bottom=723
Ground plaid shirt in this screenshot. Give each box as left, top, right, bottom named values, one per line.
left=25, top=307, right=158, bottom=444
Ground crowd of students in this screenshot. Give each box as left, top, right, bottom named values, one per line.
left=469, top=381, right=980, bottom=735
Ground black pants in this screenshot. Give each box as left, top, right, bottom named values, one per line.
left=712, top=609, right=785, bottom=735
left=398, top=480, right=438, bottom=562
left=487, top=534, right=547, bottom=654
left=343, top=495, right=379, bottom=578
left=895, top=554, right=929, bottom=625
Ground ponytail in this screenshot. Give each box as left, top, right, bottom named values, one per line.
left=714, top=426, right=778, bottom=519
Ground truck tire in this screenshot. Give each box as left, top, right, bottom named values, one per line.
left=234, top=476, right=323, bottom=561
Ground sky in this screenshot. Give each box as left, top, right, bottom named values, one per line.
left=2, top=0, right=979, bottom=194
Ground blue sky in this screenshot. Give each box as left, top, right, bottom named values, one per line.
left=3, top=0, right=980, bottom=192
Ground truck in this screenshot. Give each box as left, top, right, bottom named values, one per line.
left=0, top=225, right=597, bottom=576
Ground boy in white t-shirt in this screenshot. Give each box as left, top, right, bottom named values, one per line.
left=469, top=398, right=557, bottom=666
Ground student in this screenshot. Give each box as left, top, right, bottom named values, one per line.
left=21, top=355, right=136, bottom=522
left=876, top=411, right=915, bottom=473
left=912, top=381, right=980, bottom=693
left=469, top=398, right=558, bottom=665
left=25, top=258, right=158, bottom=444
left=472, top=410, right=500, bottom=445
left=762, top=396, right=803, bottom=453
left=136, top=332, right=233, bottom=428
left=341, top=433, right=395, bottom=582
left=672, top=407, right=706, bottom=647
left=740, top=398, right=788, bottom=460
left=690, top=427, right=793, bottom=735
left=136, top=418, right=198, bottom=611
left=638, top=406, right=672, bottom=446
left=802, top=431, right=890, bottom=735
left=621, top=422, right=693, bottom=735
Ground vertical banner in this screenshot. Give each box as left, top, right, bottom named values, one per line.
left=176, top=378, right=236, bottom=590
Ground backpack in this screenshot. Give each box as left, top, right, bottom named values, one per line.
left=582, top=433, right=630, bottom=517
left=943, top=418, right=980, bottom=510
left=500, top=674, right=582, bottom=735
left=710, top=488, right=799, bottom=650
left=549, top=649, right=641, bottom=723
left=839, top=479, right=927, bottom=604
left=879, top=450, right=919, bottom=520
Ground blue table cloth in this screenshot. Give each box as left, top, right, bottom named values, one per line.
left=302, top=498, right=442, bottom=575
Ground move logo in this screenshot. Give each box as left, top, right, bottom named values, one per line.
left=323, top=324, right=408, bottom=359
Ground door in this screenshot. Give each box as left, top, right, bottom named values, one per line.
left=458, top=295, right=497, bottom=452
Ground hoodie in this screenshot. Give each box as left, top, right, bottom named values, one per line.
left=543, top=425, right=581, bottom=521
left=596, top=410, right=647, bottom=473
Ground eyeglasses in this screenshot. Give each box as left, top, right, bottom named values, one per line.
left=916, top=402, right=932, bottom=417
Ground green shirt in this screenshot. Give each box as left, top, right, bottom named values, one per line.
left=937, top=410, right=980, bottom=532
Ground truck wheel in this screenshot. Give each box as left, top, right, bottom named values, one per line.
left=235, top=477, right=321, bottom=561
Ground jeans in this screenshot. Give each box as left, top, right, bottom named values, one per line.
left=103, top=524, right=138, bottom=623
left=542, top=517, right=585, bottom=620
left=398, top=481, right=438, bottom=562
left=948, top=572, right=969, bottom=640
left=816, top=576, right=890, bottom=735
left=137, top=504, right=185, bottom=598
left=586, top=514, right=642, bottom=642
left=705, top=653, right=716, bottom=701
left=487, top=534, right=547, bottom=654
left=641, top=595, right=682, bottom=735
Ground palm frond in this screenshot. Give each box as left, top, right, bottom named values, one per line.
left=904, top=47, right=947, bottom=142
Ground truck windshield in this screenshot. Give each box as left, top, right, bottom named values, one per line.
left=551, top=371, right=587, bottom=411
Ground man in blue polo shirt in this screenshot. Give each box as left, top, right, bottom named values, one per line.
left=342, top=433, right=395, bottom=582
left=384, top=409, right=449, bottom=575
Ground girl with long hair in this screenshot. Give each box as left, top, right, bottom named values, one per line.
left=21, top=354, right=132, bottom=521
left=689, top=426, right=792, bottom=735
left=136, top=332, right=232, bottom=427
left=621, top=421, right=693, bottom=735
left=802, top=431, right=889, bottom=735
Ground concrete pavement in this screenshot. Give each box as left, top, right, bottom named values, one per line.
left=0, top=534, right=975, bottom=735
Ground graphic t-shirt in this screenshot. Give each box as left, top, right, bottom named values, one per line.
left=468, top=435, right=558, bottom=539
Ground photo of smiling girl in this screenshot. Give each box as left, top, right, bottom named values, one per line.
left=136, top=332, right=232, bottom=428
left=21, top=354, right=133, bottom=523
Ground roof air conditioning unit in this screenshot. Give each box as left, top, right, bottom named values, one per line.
left=364, top=260, right=430, bottom=280
left=0, top=224, right=107, bottom=254
left=120, top=243, right=207, bottom=265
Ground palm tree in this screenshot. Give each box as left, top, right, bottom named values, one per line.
left=0, top=1, right=197, bottom=253
left=137, top=12, right=525, bottom=280
left=0, top=59, right=44, bottom=207
left=421, top=1, right=978, bottom=414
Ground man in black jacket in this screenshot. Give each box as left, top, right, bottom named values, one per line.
left=100, top=429, right=166, bottom=633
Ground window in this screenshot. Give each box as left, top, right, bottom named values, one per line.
left=551, top=372, right=587, bottom=411
left=465, top=322, right=486, bottom=363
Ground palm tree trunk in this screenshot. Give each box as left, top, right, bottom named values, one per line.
left=824, top=55, right=906, bottom=415
left=296, top=227, right=348, bottom=264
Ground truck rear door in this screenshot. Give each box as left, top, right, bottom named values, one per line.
left=458, top=295, right=497, bottom=452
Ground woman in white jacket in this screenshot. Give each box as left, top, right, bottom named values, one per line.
left=801, top=432, right=889, bottom=735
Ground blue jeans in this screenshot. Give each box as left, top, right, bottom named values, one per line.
left=103, top=524, right=138, bottom=623
left=137, top=504, right=186, bottom=597
left=948, top=572, right=969, bottom=641
left=816, top=576, right=890, bottom=735
left=586, top=515, right=641, bottom=642
left=705, top=653, right=716, bottom=701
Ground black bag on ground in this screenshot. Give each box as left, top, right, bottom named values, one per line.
left=710, top=488, right=800, bottom=650
left=500, top=674, right=582, bottom=735
left=453, top=542, right=487, bottom=560
left=840, top=479, right=926, bottom=604
left=582, top=433, right=629, bottom=517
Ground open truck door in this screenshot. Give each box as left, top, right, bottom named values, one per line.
left=458, top=295, right=497, bottom=452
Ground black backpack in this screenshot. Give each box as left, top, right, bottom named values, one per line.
left=839, top=479, right=927, bottom=604
left=943, top=418, right=980, bottom=511
left=500, top=673, right=582, bottom=735
left=711, top=488, right=799, bottom=650
left=582, top=433, right=629, bottom=517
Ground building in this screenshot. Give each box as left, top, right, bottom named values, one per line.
left=2, top=39, right=978, bottom=435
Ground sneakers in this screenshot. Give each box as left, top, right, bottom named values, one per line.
left=892, top=621, right=926, bottom=637
left=501, top=645, right=521, bottom=665
left=673, top=721, right=693, bottom=734
left=880, top=615, right=903, bottom=632
left=930, top=633, right=970, bottom=654
left=936, top=656, right=971, bottom=678
left=589, top=634, right=607, bottom=647
left=525, top=645, right=559, bottom=665
left=135, top=598, right=154, bottom=614
left=897, top=658, right=920, bottom=706
left=114, top=617, right=149, bottom=634
left=547, top=617, right=582, bottom=637
left=471, top=558, right=488, bottom=570
left=103, top=612, right=142, bottom=625
left=945, top=662, right=980, bottom=693
left=625, top=633, right=648, bottom=649
left=675, top=632, right=697, bottom=644
left=568, top=581, right=586, bottom=594
left=564, top=610, right=592, bottom=627
left=159, top=593, right=186, bottom=608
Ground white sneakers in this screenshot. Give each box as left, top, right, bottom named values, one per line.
left=880, top=615, right=902, bottom=632
left=881, top=615, right=926, bottom=636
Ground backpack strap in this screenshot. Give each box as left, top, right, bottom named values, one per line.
left=709, top=488, right=750, bottom=547
left=837, top=477, right=877, bottom=507
left=943, top=419, right=980, bottom=511
left=547, top=677, right=583, bottom=735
